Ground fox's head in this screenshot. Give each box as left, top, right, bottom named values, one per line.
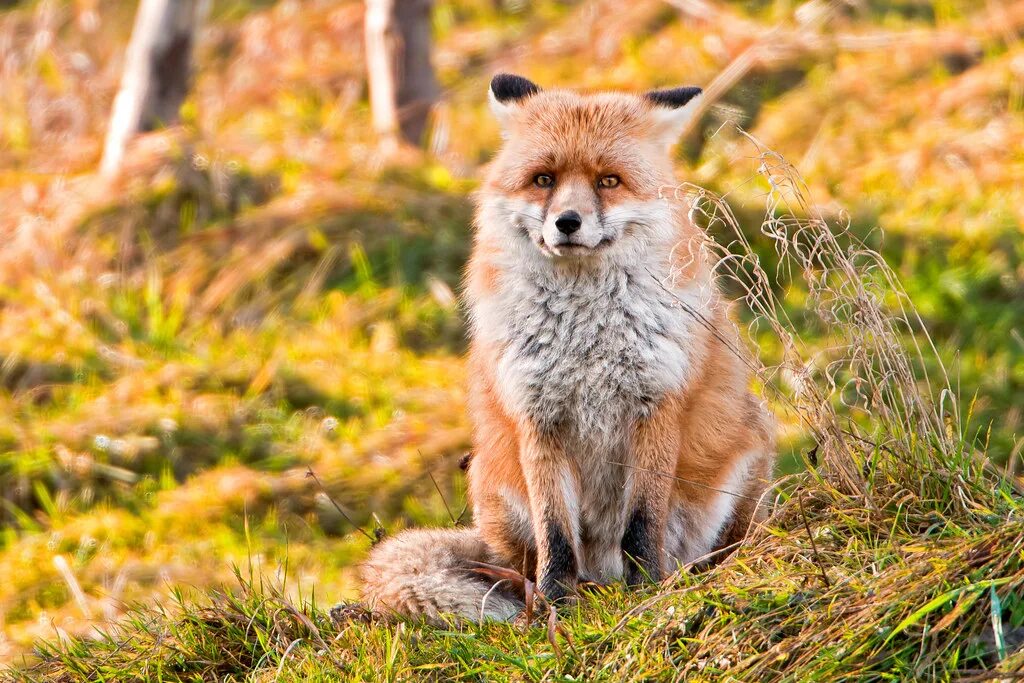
left=477, top=74, right=702, bottom=265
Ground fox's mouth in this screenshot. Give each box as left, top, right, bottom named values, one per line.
left=537, top=236, right=615, bottom=258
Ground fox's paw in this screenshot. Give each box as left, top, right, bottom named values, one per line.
left=625, top=561, right=664, bottom=587
left=537, top=576, right=577, bottom=606
left=577, top=579, right=611, bottom=595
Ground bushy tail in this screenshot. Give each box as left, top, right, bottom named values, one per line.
left=360, top=527, right=524, bottom=625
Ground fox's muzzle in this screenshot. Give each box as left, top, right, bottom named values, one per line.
left=541, top=181, right=607, bottom=254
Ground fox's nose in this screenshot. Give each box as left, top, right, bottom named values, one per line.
left=554, top=211, right=582, bottom=234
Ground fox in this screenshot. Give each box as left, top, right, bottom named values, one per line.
left=359, top=74, right=775, bottom=623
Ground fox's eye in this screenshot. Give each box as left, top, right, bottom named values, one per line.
left=598, top=175, right=621, bottom=189
left=534, top=174, right=555, bottom=188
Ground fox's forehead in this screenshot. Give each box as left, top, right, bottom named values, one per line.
left=493, top=89, right=667, bottom=189
left=503, top=91, right=654, bottom=166
left=513, top=91, right=650, bottom=137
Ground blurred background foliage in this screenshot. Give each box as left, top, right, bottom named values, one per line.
left=0, top=0, right=1021, bottom=665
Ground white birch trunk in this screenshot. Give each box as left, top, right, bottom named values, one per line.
left=364, top=0, right=439, bottom=149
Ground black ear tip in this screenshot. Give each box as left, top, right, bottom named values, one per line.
left=490, top=73, right=541, bottom=104
left=645, top=86, right=703, bottom=109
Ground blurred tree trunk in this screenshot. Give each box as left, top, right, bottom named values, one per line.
left=364, top=0, right=440, bottom=149
left=100, top=0, right=203, bottom=177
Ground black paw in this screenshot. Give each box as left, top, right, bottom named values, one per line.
left=538, top=575, right=577, bottom=604
left=625, top=561, right=663, bottom=586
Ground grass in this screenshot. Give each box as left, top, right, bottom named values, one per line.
left=17, top=471, right=1024, bottom=681
left=1, top=0, right=1023, bottom=676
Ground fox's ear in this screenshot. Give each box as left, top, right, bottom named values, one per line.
left=644, top=86, right=703, bottom=148
left=489, top=74, right=540, bottom=130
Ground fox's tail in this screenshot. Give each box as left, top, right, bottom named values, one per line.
left=359, top=527, right=524, bottom=625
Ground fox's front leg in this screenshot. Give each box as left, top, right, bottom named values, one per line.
left=520, top=429, right=580, bottom=603
left=622, top=400, right=681, bottom=585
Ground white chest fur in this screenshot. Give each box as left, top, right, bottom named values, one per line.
left=473, top=261, right=703, bottom=444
